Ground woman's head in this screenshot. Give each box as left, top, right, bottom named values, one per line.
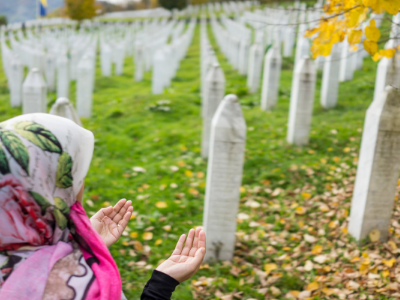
left=0, top=113, right=94, bottom=250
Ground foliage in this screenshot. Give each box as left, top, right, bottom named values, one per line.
left=308, top=0, right=400, bottom=61
left=158, top=0, right=187, bottom=10
left=191, top=0, right=208, bottom=5
left=64, top=0, right=97, bottom=21
left=1, top=18, right=400, bottom=299
left=0, top=15, right=7, bottom=26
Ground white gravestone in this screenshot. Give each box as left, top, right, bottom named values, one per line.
left=135, top=43, right=144, bottom=82
left=49, top=97, right=82, bottom=126
left=238, top=40, right=250, bottom=76
left=246, top=42, right=263, bottom=93
left=22, top=68, right=47, bottom=114
left=373, top=57, right=400, bottom=103
left=101, top=44, right=112, bottom=77
left=45, top=53, right=56, bottom=92
left=321, top=44, right=341, bottom=109
left=203, top=94, right=246, bottom=262
left=201, top=63, right=226, bottom=158
left=10, top=55, right=24, bottom=107
left=115, top=43, right=125, bottom=76
left=287, top=57, right=316, bottom=146
left=76, top=56, right=94, bottom=118
left=261, top=46, right=282, bottom=111
left=152, top=50, right=166, bottom=95
left=348, top=87, right=400, bottom=242
left=339, top=40, right=354, bottom=82
left=57, top=53, right=70, bottom=99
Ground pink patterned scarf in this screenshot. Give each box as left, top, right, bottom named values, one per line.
left=0, top=114, right=121, bottom=300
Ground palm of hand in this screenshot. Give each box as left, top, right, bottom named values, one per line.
left=90, top=199, right=133, bottom=247
left=157, top=228, right=206, bottom=283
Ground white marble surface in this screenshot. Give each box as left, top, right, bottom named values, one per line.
left=45, top=53, right=56, bottom=92
left=287, top=57, right=316, bottom=146
left=261, top=46, right=282, bottom=111
left=373, top=57, right=400, bottom=103
left=203, top=94, right=246, bottom=262
left=57, top=52, right=70, bottom=99
left=349, top=87, right=400, bottom=242
left=49, top=97, right=82, bottom=126
left=76, top=56, right=94, bottom=118
left=9, top=55, right=23, bottom=107
left=22, top=68, right=47, bottom=114
left=247, top=42, right=263, bottom=94
left=201, top=63, right=226, bottom=158
left=321, top=43, right=341, bottom=109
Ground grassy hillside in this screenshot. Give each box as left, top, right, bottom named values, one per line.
left=0, top=20, right=399, bottom=299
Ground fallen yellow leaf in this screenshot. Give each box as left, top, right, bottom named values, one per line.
left=155, top=201, right=168, bottom=208
left=322, top=287, right=335, bottom=295
left=369, top=229, right=380, bottom=242
left=130, top=232, right=138, bottom=238
left=264, top=263, right=278, bottom=275
left=312, top=245, right=323, bottom=255
left=143, top=232, right=153, bottom=240
left=306, top=282, right=319, bottom=291
left=296, top=206, right=306, bottom=215
left=382, top=258, right=396, bottom=268
left=162, top=225, right=171, bottom=231
left=155, top=239, right=162, bottom=246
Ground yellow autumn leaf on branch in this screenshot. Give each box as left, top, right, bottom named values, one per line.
left=363, top=0, right=385, bottom=13
left=382, top=0, right=400, bottom=15
left=363, top=40, right=378, bottom=55
left=348, top=30, right=362, bottom=45
left=379, top=49, right=396, bottom=59
left=372, top=52, right=382, bottom=62
left=365, top=19, right=381, bottom=42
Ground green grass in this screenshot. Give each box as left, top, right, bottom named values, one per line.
left=0, top=19, right=399, bottom=299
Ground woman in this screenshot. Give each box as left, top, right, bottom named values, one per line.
left=0, top=113, right=206, bottom=300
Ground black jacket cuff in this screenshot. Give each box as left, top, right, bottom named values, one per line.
left=140, top=269, right=180, bottom=299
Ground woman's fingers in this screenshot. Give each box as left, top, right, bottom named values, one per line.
left=172, top=234, right=186, bottom=256
left=108, top=199, right=127, bottom=219
left=191, top=247, right=206, bottom=269
left=117, top=209, right=133, bottom=234
left=91, top=206, right=113, bottom=221
left=112, top=200, right=132, bottom=223
left=181, top=229, right=195, bottom=256
left=198, top=229, right=206, bottom=250
left=189, top=227, right=202, bottom=257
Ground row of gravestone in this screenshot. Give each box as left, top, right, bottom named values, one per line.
left=1, top=19, right=199, bottom=118
left=200, top=6, right=400, bottom=262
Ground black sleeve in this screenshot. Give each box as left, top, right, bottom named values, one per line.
left=140, top=270, right=180, bottom=300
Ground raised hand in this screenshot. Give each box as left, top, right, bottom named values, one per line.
left=156, top=228, right=206, bottom=283
left=90, top=199, right=133, bottom=247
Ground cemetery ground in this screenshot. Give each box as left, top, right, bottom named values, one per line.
left=1, top=27, right=400, bottom=300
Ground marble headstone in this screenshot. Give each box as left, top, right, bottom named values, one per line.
left=10, top=55, right=24, bottom=107
left=57, top=52, right=70, bottom=99
left=246, top=42, right=263, bottom=93
left=203, top=94, right=246, bottom=262
left=135, top=43, right=144, bottom=82
left=76, top=56, right=94, bottom=118
left=373, top=57, right=400, bottom=103
left=45, top=53, right=56, bottom=92
left=287, top=57, right=316, bottom=146
left=22, top=68, right=47, bottom=114
left=201, top=63, right=226, bottom=158
left=348, top=87, right=400, bottom=242
left=321, top=43, right=341, bottom=109
left=261, top=46, right=282, bottom=111
left=49, top=97, right=82, bottom=126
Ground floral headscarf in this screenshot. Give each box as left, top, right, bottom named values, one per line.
left=0, top=113, right=121, bottom=300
